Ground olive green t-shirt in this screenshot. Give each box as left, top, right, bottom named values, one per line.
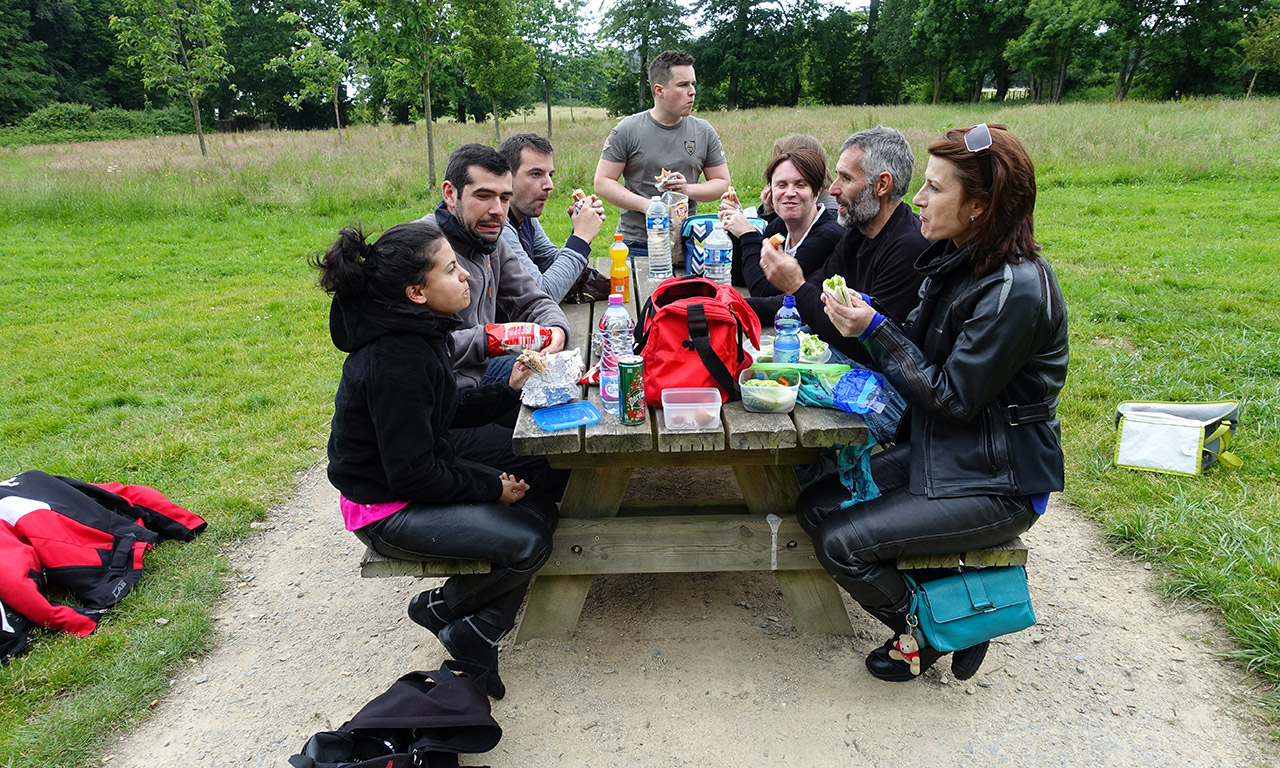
left=600, top=111, right=727, bottom=240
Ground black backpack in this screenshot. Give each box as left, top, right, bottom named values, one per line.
left=288, top=662, right=502, bottom=768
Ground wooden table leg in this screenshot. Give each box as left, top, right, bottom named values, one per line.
left=733, top=463, right=854, bottom=636
left=515, top=465, right=632, bottom=642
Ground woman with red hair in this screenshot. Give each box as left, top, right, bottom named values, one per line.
left=800, top=124, right=1069, bottom=683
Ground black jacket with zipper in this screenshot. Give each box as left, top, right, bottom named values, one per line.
left=862, top=239, right=1069, bottom=498
left=325, top=293, right=518, bottom=505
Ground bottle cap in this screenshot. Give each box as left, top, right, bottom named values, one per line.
left=608, top=294, right=623, bottom=305
left=613, top=233, right=624, bottom=241
left=783, top=294, right=796, bottom=307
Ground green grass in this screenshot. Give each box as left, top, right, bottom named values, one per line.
left=1, top=98, right=1279, bottom=765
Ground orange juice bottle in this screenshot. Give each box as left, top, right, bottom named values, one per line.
left=609, top=234, right=630, bottom=303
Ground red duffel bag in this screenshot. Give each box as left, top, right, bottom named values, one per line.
left=633, top=275, right=761, bottom=406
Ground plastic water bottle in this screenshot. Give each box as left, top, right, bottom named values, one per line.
left=598, top=294, right=635, bottom=414
left=703, top=221, right=732, bottom=285
left=646, top=195, right=673, bottom=280
left=773, top=295, right=801, bottom=364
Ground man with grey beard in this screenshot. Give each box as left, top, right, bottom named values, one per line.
left=748, top=125, right=927, bottom=442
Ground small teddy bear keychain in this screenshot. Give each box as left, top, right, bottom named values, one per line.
left=889, top=633, right=922, bottom=676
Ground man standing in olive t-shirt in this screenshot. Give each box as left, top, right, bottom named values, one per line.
left=593, top=50, right=731, bottom=260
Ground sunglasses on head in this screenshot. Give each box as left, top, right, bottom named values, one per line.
left=962, top=123, right=993, bottom=188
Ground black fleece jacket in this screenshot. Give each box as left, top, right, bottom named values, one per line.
left=747, top=201, right=929, bottom=366
left=325, top=293, right=519, bottom=505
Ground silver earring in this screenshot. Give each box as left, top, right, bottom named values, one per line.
left=970, top=213, right=976, bottom=222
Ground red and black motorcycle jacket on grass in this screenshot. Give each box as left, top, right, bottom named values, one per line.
left=0, top=470, right=206, bottom=656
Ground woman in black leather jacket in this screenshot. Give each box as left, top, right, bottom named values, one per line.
left=317, top=220, right=558, bottom=700
left=799, top=124, right=1068, bottom=683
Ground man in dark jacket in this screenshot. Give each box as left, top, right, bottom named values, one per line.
left=750, top=126, right=929, bottom=442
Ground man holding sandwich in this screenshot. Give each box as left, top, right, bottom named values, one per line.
left=750, top=125, right=929, bottom=443
left=497, top=133, right=608, bottom=303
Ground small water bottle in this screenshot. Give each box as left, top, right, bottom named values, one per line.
left=773, top=295, right=801, bottom=364
left=703, top=221, right=732, bottom=285
left=598, top=294, right=635, bottom=414
left=646, top=195, right=673, bottom=280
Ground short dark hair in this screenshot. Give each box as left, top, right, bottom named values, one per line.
left=312, top=221, right=447, bottom=304
left=649, top=50, right=695, bottom=87
left=497, top=133, right=554, bottom=175
left=766, top=148, right=828, bottom=196
left=444, top=143, right=510, bottom=195
left=927, top=124, right=1039, bottom=277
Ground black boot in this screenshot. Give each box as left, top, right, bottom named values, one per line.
left=439, top=616, right=506, bottom=699
left=862, top=604, right=944, bottom=682
left=951, top=640, right=989, bottom=681
left=865, top=634, right=945, bottom=681
left=407, top=587, right=453, bottom=637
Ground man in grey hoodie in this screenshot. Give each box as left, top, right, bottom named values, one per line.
left=420, top=143, right=570, bottom=392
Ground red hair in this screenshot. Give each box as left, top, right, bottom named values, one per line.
left=927, top=124, right=1039, bottom=277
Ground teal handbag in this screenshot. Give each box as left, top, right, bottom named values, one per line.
left=904, top=566, right=1036, bottom=652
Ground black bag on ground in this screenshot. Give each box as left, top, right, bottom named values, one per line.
left=288, top=661, right=501, bottom=768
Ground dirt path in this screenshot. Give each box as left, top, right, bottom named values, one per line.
left=106, top=465, right=1275, bottom=767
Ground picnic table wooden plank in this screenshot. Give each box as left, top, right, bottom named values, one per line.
left=733, top=460, right=855, bottom=636
left=514, top=463, right=631, bottom=642
left=360, top=547, right=490, bottom=578
left=897, top=537, right=1029, bottom=569
left=536, top=514, right=825, bottom=576
left=511, top=300, right=594, bottom=457
left=721, top=401, right=798, bottom=451
left=792, top=404, right=869, bottom=448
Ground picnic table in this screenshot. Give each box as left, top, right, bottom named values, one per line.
left=508, top=254, right=869, bottom=641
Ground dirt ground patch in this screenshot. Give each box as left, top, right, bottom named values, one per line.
left=106, top=465, right=1276, bottom=767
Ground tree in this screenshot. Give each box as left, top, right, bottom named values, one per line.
left=456, top=0, right=533, bottom=142
left=873, top=0, right=923, bottom=103
left=1006, top=0, right=1100, bottom=102
left=517, top=0, right=584, bottom=138
left=1242, top=10, right=1280, bottom=96
left=109, top=0, right=235, bottom=157
left=341, top=0, right=459, bottom=188
left=267, top=10, right=348, bottom=142
left=0, top=0, right=56, bottom=123
left=1100, top=0, right=1175, bottom=100
left=600, top=0, right=685, bottom=113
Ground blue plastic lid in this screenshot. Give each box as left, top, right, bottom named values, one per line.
left=532, top=401, right=601, bottom=431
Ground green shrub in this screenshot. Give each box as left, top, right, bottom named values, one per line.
left=150, top=104, right=195, bottom=135
left=94, top=107, right=145, bottom=133
left=21, top=102, right=95, bottom=132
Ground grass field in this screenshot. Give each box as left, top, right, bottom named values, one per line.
left=1, top=98, right=1279, bottom=765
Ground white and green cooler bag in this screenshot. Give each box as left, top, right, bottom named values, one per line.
left=1114, top=401, right=1241, bottom=476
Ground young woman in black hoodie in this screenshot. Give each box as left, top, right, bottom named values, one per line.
left=316, top=220, right=558, bottom=699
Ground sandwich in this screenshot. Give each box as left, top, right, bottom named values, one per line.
left=767, top=233, right=786, bottom=247
left=517, top=348, right=548, bottom=374
left=823, top=275, right=854, bottom=307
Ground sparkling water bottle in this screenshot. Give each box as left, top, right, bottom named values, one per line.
left=703, top=221, right=732, bottom=285
left=646, top=195, right=673, bottom=280
left=598, top=294, right=635, bottom=414
left=773, top=295, right=801, bottom=364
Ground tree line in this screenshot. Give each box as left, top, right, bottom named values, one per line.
left=3, top=0, right=1279, bottom=153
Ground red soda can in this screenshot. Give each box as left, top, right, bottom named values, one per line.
left=618, top=355, right=646, bottom=425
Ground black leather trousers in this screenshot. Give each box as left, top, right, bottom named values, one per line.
left=354, top=480, right=559, bottom=634
left=797, top=443, right=1037, bottom=611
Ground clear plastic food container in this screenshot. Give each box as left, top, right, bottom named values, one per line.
left=661, top=388, right=723, bottom=430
